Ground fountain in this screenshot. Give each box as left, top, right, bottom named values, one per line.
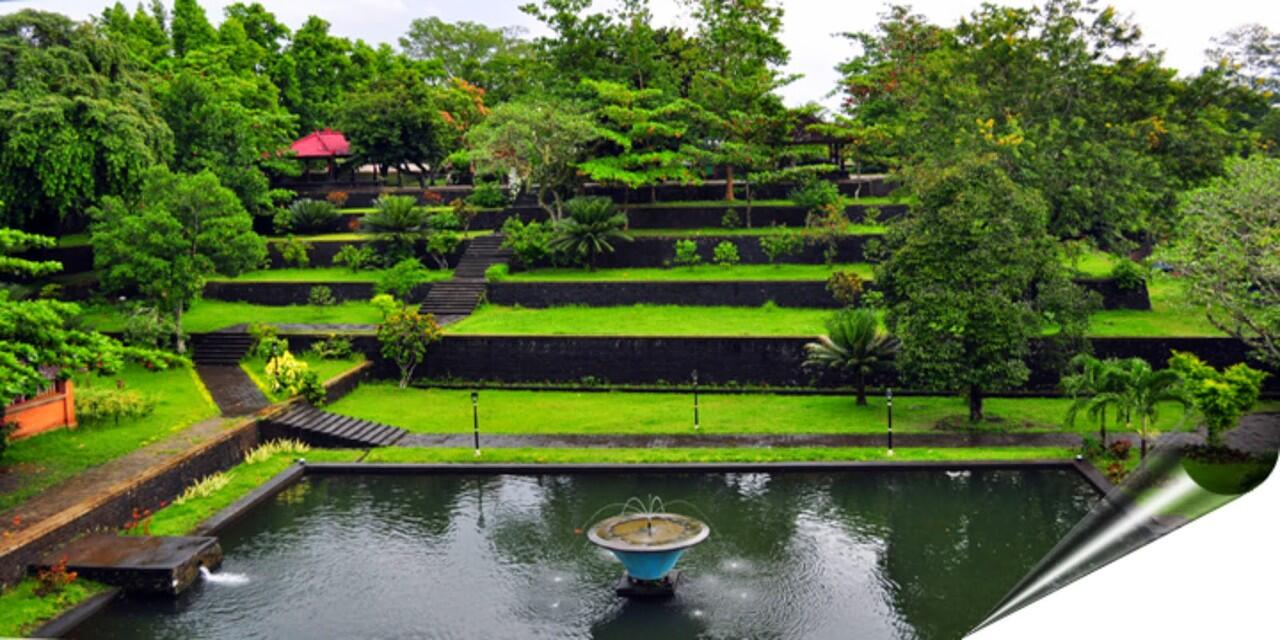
left=587, top=498, right=710, bottom=599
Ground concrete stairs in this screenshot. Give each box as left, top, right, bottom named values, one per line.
left=265, top=405, right=408, bottom=448
left=419, top=234, right=511, bottom=317
left=190, top=333, right=254, bottom=366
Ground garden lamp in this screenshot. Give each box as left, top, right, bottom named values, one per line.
left=886, top=388, right=894, bottom=456
left=472, top=390, right=481, bottom=456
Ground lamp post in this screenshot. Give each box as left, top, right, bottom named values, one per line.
left=886, top=388, right=894, bottom=456
left=692, top=370, right=700, bottom=431
left=471, top=390, right=481, bottom=456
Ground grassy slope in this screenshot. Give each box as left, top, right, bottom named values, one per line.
left=503, top=263, right=874, bottom=282
left=210, top=267, right=451, bottom=283
left=1087, top=275, right=1224, bottom=337
left=328, top=385, right=1192, bottom=436
left=0, top=579, right=107, bottom=638
left=363, top=446, right=1075, bottom=464
left=449, top=304, right=828, bottom=336
left=629, top=225, right=885, bottom=237
left=81, top=299, right=384, bottom=334
left=0, top=365, right=219, bottom=512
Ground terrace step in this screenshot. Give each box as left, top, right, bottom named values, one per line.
left=266, top=406, right=407, bottom=448
left=190, top=332, right=255, bottom=366
left=418, top=234, right=511, bottom=317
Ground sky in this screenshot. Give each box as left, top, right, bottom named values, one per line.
left=7, top=0, right=1279, bottom=108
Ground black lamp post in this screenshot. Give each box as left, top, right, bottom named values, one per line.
left=471, top=390, right=481, bottom=456
left=692, top=370, right=700, bottom=431
left=886, top=388, right=894, bottom=456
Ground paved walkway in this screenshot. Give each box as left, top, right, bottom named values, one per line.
left=196, top=365, right=270, bottom=417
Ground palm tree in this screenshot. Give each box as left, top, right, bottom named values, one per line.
left=804, top=308, right=900, bottom=405
left=361, top=195, right=427, bottom=261
left=550, top=196, right=631, bottom=271
left=1087, top=358, right=1188, bottom=458
left=1063, top=354, right=1122, bottom=445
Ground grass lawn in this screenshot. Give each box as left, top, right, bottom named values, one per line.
left=502, top=263, right=873, bottom=282
left=329, top=385, right=1192, bottom=436
left=624, top=197, right=903, bottom=208
left=1087, top=275, right=1224, bottom=337
left=1068, top=247, right=1122, bottom=278
left=630, top=224, right=885, bottom=237
left=0, top=364, right=219, bottom=513
left=0, top=577, right=107, bottom=638
left=81, top=299, right=384, bottom=333
left=363, top=445, right=1075, bottom=464
left=265, top=230, right=491, bottom=242
left=209, top=267, right=451, bottom=283
left=241, top=354, right=366, bottom=402
left=450, top=304, right=829, bottom=336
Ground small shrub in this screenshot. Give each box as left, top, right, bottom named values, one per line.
left=863, top=237, right=886, bottom=263
left=422, top=190, right=445, bottom=205
left=759, top=228, right=804, bottom=264
left=375, top=299, right=444, bottom=388
left=123, top=305, right=180, bottom=350
left=265, top=352, right=326, bottom=405
left=425, top=230, right=463, bottom=269
left=1081, top=435, right=1104, bottom=459
left=174, top=472, right=231, bottom=505
left=308, top=285, right=336, bottom=306
left=485, top=263, right=509, bottom=282
left=826, top=271, right=865, bottom=307
left=862, top=206, right=883, bottom=226
left=673, top=239, right=701, bottom=268
left=37, top=283, right=63, bottom=300
left=790, top=179, right=844, bottom=213
left=501, top=218, right=558, bottom=268
left=76, top=386, right=156, bottom=426
left=713, top=241, right=740, bottom=267
left=362, top=195, right=426, bottom=263
left=1110, top=260, right=1148, bottom=290
left=309, top=334, right=353, bottom=360
left=249, top=323, right=288, bottom=360
left=1105, top=461, right=1128, bottom=484
left=275, top=235, right=312, bottom=268
left=34, top=558, right=77, bottom=597
left=467, top=182, right=510, bottom=208
left=377, top=258, right=433, bottom=301
left=275, top=199, right=340, bottom=234
left=860, top=290, right=886, bottom=310
left=245, top=439, right=311, bottom=465
left=325, top=191, right=349, bottom=208
left=720, top=208, right=742, bottom=229
left=334, top=244, right=377, bottom=272
left=1108, top=439, right=1133, bottom=461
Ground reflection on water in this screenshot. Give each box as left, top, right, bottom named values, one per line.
left=75, top=470, right=1095, bottom=640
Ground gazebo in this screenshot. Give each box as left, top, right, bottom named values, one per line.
left=287, top=129, right=351, bottom=181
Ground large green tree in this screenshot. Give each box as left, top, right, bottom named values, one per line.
left=0, top=10, right=173, bottom=232
left=400, top=17, right=532, bottom=102
left=877, top=157, right=1094, bottom=421
left=92, top=167, right=265, bottom=353
left=171, top=0, right=216, bottom=57
left=338, top=63, right=449, bottom=186
left=577, top=78, right=701, bottom=199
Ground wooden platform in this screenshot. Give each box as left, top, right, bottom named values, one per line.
left=266, top=405, right=407, bottom=448
left=34, top=533, right=222, bottom=595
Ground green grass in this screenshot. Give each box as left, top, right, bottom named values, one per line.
left=626, top=197, right=902, bottom=209
left=450, top=304, right=829, bottom=336
left=81, top=299, right=384, bottom=333
left=55, top=233, right=91, bottom=248
left=241, top=354, right=366, bottom=402
left=0, top=577, right=107, bottom=638
left=329, top=385, right=1192, bottom=436
left=1087, top=275, right=1225, bottom=337
left=629, top=225, right=885, bottom=237
left=1068, top=248, right=1122, bottom=278
left=0, top=365, right=219, bottom=512
left=265, top=230, right=492, bottom=242
left=361, top=446, right=1076, bottom=464
left=503, top=263, right=873, bottom=282
left=209, top=267, right=452, bottom=283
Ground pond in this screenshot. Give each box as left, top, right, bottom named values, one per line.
left=73, top=469, right=1097, bottom=640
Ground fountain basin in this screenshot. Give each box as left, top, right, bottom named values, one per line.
left=587, top=513, right=709, bottom=581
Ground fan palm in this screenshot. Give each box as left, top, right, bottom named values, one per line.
left=550, top=196, right=632, bottom=271
left=1084, top=358, right=1188, bottom=458
left=1063, top=354, right=1122, bottom=445
left=803, top=308, right=900, bottom=405
left=362, top=195, right=427, bottom=261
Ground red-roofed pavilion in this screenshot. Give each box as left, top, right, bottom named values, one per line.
left=287, top=129, right=351, bottom=180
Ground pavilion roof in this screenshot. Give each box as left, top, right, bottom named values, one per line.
left=289, top=129, right=351, bottom=159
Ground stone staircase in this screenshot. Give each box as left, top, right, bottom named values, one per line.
left=419, top=234, right=512, bottom=318
left=265, top=405, right=407, bottom=448
left=190, top=333, right=254, bottom=366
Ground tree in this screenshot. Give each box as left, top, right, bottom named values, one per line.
left=92, top=168, right=266, bottom=353
left=171, top=0, right=216, bottom=57
left=1166, top=156, right=1280, bottom=368
left=1063, top=354, right=1124, bottom=445
left=2, top=229, right=183, bottom=439
left=373, top=295, right=443, bottom=388
left=278, top=17, right=362, bottom=133
left=400, top=17, right=531, bottom=102
left=465, top=97, right=599, bottom=221
left=1086, top=358, right=1187, bottom=458
left=550, top=196, right=632, bottom=270
left=1169, top=352, right=1267, bottom=448
left=877, top=157, right=1094, bottom=422
left=376, top=258, right=433, bottom=301
left=224, top=2, right=291, bottom=56
left=803, top=308, right=900, bottom=406
left=0, top=10, right=173, bottom=231
left=361, top=195, right=428, bottom=262
left=338, top=64, right=449, bottom=187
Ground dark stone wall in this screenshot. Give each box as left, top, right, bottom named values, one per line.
left=1078, top=278, right=1151, bottom=311
left=17, top=245, right=94, bottom=275
left=203, top=281, right=434, bottom=305
left=418, top=335, right=1275, bottom=392
left=265, top=238, right=466, bottom=268
left=425, top=203, right=904, bottom=231
left=601, top=235, right=871, bottom=267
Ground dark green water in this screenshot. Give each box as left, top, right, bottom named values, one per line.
left=74, top=470, right=1096, bottom=640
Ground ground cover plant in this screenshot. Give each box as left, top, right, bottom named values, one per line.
left=328, top=385, right=1195, bottom=436
left=498, top=264, right=875, bottom=282
left=0, top=364, right=218, bottom=512
left=241, top=353, right=366, bottom=403
left=209, top=268, right=452, bottom=283
left=81, top=300, right=385, bottom=334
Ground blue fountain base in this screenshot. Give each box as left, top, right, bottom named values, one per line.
left=610, top=549, right=686, bottom=581
left=615, top=570, right=681, bottom=599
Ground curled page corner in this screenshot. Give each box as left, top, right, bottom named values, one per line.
left=970, top=438, right=1278, bottom=637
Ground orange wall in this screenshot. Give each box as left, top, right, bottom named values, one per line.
left=3, top=380, right=77, bottom=440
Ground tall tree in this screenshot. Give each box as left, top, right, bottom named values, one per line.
left=577, top=78, right=701, bottom=199
left=877, top=157, right=1094, bottom=422
left=280, top=16, right=361, bottom=132
left=338, top=63, right=449, bottom=186
left=92, top=167, right=266, bottom=353
left=400, top=17, right=531, bottom=102
left=171, top=0, right=216, bottom=57
left=0, top=10, right=173, bottom=232
left=224, top=2, right=291, bottom=56
left=804, top=308, right=900, bottom=406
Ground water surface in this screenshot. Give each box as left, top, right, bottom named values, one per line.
left=75, top=470, right=1096, bottom=640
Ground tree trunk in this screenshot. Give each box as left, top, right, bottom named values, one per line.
left=174, top=305, right=186, bottom=354
left=1140, top=417, right=1148, bottom=458
left=1099, top=406, right=1107, bottom=446
left=855, top=373, right=867, bottom=406
left=745, top=182, right=754, bottom=228
left=724, top=166, right=735, bottom=201
left=968, top=385, right=984, bottom=422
